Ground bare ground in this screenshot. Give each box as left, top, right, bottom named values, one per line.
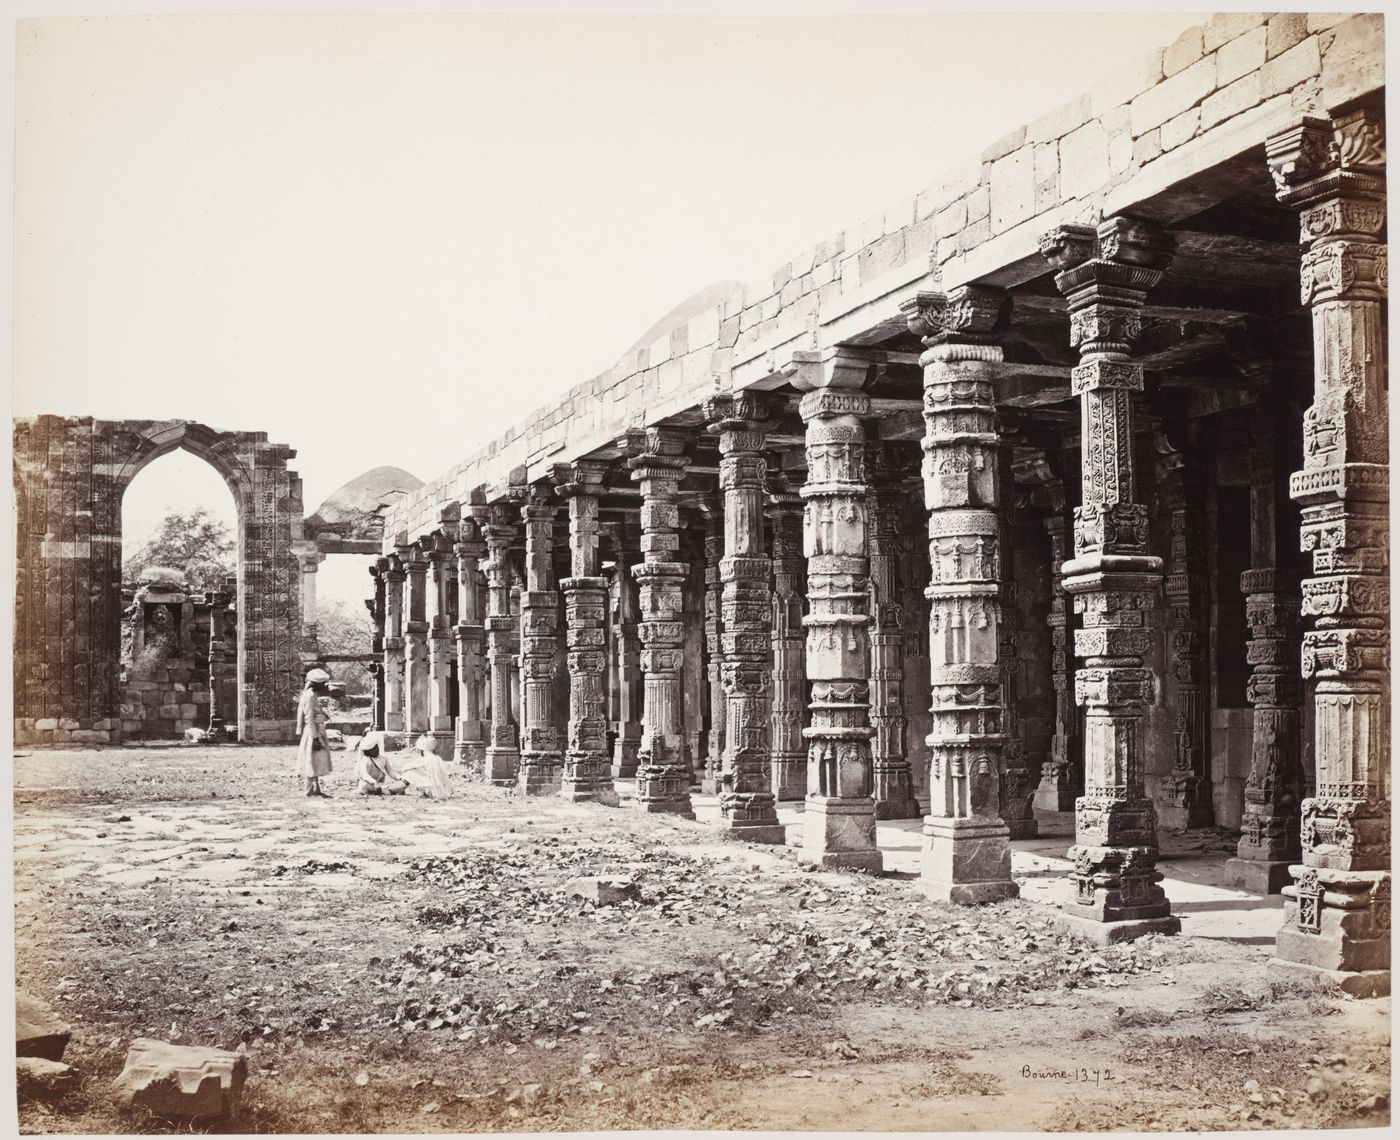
left=12, top=745, right=1391, bottom=1134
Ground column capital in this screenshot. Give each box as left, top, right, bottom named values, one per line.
left=703, top=390, right=786, bottom=433
left=1037, top=217, right=1175, bottom=305
left=783, top=346, right=874, bottom=393
left=900, top=285, right=1009, bottom=346
left=1267, top=108, right=1385, bottom=208
left=551, top=459, right=610, bottom=497
left=621, top=425, right=691, bottom=472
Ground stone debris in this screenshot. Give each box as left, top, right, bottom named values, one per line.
left=563, top=876, right=638, bottom=906
left=16, top=991, right=72, bottom=1061
left=16, top=1056, right=79, bottom=1100
left=113, top=1038, right=248, bottom=1120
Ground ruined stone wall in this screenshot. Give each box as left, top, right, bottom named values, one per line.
left=13, top=416, right=305, bottom=745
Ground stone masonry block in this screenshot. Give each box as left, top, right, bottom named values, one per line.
left=1133, top=129, right=1163, bottom=166
left=16, top=992, right=72, bottom=1061
left=1203, top=11, right=1267, bottom=53
left=1130, top=54, right=1216, bottom=137
left=1200, top=73, right=1262, bottom=131
left=1033, top=141, right=1059, bottom=211
left=936, top=198, right=967, bottom=240
left=1059, top=120, right=1110, bottom=200
left=914, top=159, right=983, bottom=220
left=1216, top=25, right=1267, bottom=86
left=965, top=183, right=989, bottom=223
left=1162, top=25, right=1204, bottom=77
left=1260, top=36, right=1321, bottom=100
left=1027, top=93, right=1090, bottom=144
left=884, top=195, right=915, bottom=235
left=1307, top=12, right=1351, bottom=33
left=859, top=231, right=906, bottom=283
left=904, top=216, right=935, bottom=265
left=1089, top=49, right=1164, bottom=119
left=1266, top=12, right=1307, bottom=59
left=113, top=1039, right=247, bottom=1121
left=1319, top=14, right=1384, bottom=112
left=981, top=124, right=1026, bottom=164
left=989, top=146, right=1035, bottom=233
left=1160, top=108, right=1200, bottom=152
left=1108, top=130, right=1133, bottom=175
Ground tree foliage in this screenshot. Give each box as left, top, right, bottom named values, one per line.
left=125, top=508, right=236, bottom=592
left=316, top=597, right=375, bottom=693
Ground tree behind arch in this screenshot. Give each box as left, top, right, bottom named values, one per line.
left=125, top=508, right=236, bottom=592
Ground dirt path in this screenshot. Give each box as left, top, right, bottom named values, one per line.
left=13, top=746, right=1390, bottom=1133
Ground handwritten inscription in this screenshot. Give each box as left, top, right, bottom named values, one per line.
left=1021, top=1064, right=1115, bottom=1086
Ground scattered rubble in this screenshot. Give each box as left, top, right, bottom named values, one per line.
left=113, top=1038, right=248, bottom=1121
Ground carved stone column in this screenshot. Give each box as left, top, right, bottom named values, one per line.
left=867, top=444, right=921, bottom=819
left=612, top=536, right=642, bottom=779
left=902, top=287, right=1017, bottom=903
left=705, top=392, right=785, bottom=844
left=1039, top=217, right=1178, bottom=941
left=699, top=496, right=726, bottom=794
left=555, top=461, right=618, bottom=805
left=517, top=484, right=564, bottom=796
left=1155, top=439, right=1214, bottom=830
left=790, top=353, right=882, bottom=871
left=294, top=543, right=325, bottom=665
left=453, top=519, right=488, bottom=771
left=1035, top=504, right=1082, bottom=811
left=383, top=553, right=406, bottom=737
left=627, top=427, right=694, bottom=816
left=766, top=473, right=807, bottom=802
left=402, top=543, right=431, bottom=737
left=367, top=558, right=388, bottom=732
left=477, top=502, right=520, bottom=785
left=1267, top=110, right=1389, bottom=994
left=205, top=588, right=231, bottom=739
left=997, top=477, right=1038, bottom=840
left=426, top=532, right=457, bottom=759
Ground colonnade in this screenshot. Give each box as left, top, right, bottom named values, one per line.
left=364, top=111, right=1387, bottom=988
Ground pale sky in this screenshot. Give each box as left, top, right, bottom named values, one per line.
left=13, top=5, right=1208, bottom=608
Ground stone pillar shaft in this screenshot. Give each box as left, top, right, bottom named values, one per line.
left=518, top=486, right=563, bottom=796
left=706, top=393, right=784, bottom=843
left=701, top=499, right=726, bottom=794
left=613, top=546, right=642, bottom=778
left=1035, top=508, right=1081, bottom=811
left=867, top=448, right=920, bottom=819
left=454, top=522, right=488, bottom=771
left=628, top=428, right=694, bottom=816
left=1267, top=110, right=1389, bottom=993
left=902, top=287, right=1017, bottom=904
left=795, top=365, right=881, bottom=872
left=1158, top=447, right=1214, bottom=829
left=1039, top=218, right=1177, bottom=939
left=402, top=546, right=431, bottom=736
left=557, top=462, right=617, bottom=804
left=368, top=560, right=387, bottom=732
left=480, top=506, right=520, bottom=785
left=383, top=557, right=406, bottom=735
left=426, top=537, right=456, bottom=758
left=767, top=478, right=807, bottom=803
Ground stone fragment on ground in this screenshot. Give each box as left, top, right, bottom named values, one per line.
left=17, top=1057, right=79, bottom=1101
left=564, top=876, right=638, bottom=905
left=16, top=991, right=72, bottom=1061
left=113, top=1038, right=248, bottom=1120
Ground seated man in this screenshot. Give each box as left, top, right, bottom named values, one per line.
left=352, top=731, right=408, bottom=796
left=394, top=734, right=454, bottom=800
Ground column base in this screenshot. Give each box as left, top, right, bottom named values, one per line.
left=612, top=736, right=640, bottom=780
left=874, top=796, right=923, bottom=821
left=561, top=785, right=621, bottom=807
left=1266, top=958, right=1390, bottom=999
left=636, top=798, right=695, bottom=819
left=425, top=730, right=454, bottom=760
left=921, top=816, right=1017, bottom=904
left=455, top=739, right=486, bottom=771
left=800, top=796, right=883, bottom=874
left=635, top=761, right=694, bottom=817
left=700, top=777, right=721, bottom=795
left=1033, top=773, right=1080, bottom=814
left=772, top=754, right=806, bottom=802
left=519, top=768, right=562, bottom=797
left=718, top=819, right=787, bottom=845
left=1055, top=912, right=1182, bottom=945
left=1274, top=866, right=1390, bottom=981
left=484, top=747, right=520, bottom=786
left=1006, top=818, right=1040, bottom=840
left=1223, top=856, right=1295, bottom=895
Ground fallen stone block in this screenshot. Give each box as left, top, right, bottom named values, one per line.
left=16, top=992, right=72, bottom=1061
left=113, top=1039, right=248, bottom=1121
left=564, top=876, right=638, bottom=906
left=17, top=1057, right=78, bottom=1101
